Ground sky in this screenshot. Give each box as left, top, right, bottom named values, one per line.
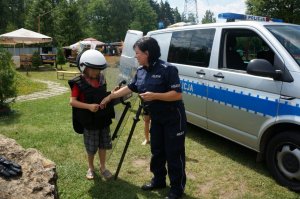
left=160, top=0, right=247, bottom=23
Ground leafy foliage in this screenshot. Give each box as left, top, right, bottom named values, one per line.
left=0, top=49, right=16, bottom=108
left=246, top=0, right=300, bottom=24
left=56, top=47, right=66, bottom=66
left=25, top=0, right=55, bottom=35
left=106, top=0, right=133, bottom=41
left=0, top=0, right=183, bottom=45
left=202, top=10, right=216, bottom=24
left=130, top=0, right=157, bottom=34
left=150, top=0, right=182, bottom=27
left=53, top=0, right=83, bottom=46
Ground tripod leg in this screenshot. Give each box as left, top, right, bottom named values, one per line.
left=112, top=102, right=131, bottom=140
left=114, top=103, right=143, bottom=180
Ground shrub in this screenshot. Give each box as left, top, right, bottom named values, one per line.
left=56, top=47, right=66, bottom=69
left=0, top=49, right=17, bottom=109
left=32, top=51, right=42, bottom=68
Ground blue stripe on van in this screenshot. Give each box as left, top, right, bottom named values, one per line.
left=180, top=79, right=300, bottom=117
left=207, top=86, right=278, bottom=117
left=180, top=80, right=206, bottom=97
left=278, top=102, right=300, bottom=116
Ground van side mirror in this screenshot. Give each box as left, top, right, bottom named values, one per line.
left=247, top=59, right=282, bottom=80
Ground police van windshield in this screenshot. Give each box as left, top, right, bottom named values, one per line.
left=265, top=25, right=300, bottom=66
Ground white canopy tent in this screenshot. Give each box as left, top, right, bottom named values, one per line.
left=70, top=38, right=105, bottom=52
left=0, top=28, right=52, bottom=69
left=0, top=28, right=52, bottom=45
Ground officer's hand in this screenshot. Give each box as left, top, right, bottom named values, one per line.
left=89, top=104, right=100, bottom=112
left=100, top=96, right=111, bottom=109
left=139, top=92, right=154, bottom=101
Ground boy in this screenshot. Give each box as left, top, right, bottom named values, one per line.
left=69, top=49, right=114, bottom=180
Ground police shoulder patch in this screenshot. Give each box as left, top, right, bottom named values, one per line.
left=161, top=63, right=168, bottom=68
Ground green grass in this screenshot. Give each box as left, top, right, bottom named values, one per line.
left=1, top=60, right=300, bottom=198
left=15, top=72, right=47, bottom=95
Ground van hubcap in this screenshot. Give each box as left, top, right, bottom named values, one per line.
left=277, top=145, right=300, bottom=180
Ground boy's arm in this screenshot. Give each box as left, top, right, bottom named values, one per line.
left=69, top=97, right=99, bottom=112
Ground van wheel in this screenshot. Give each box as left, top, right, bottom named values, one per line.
left=266, top=131, right=300, bottom=192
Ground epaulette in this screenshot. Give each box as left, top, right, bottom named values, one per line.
left=157, top=60, right=170, bottom=68
left=161, top=63, right=168, bottom=68
left=137, top=66, right=144, bottom=70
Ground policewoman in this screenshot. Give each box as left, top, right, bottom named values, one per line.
left=100, top=37, right=187, bottom=199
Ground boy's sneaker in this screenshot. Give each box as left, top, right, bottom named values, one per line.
left=100, top=169, right=113, bottom=180
left=86, top=169, right=94, bottom=180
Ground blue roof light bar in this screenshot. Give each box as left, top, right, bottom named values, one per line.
left=218, top=13, right=283, bottom=22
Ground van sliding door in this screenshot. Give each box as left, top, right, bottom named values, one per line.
left=167, top=29, right=216, bottom=129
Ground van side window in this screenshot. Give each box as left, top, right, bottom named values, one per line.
left=168, top=29, right=215, bottom=67
left=220, top=29, right=275, bottom=71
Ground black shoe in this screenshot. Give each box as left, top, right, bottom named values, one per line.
left=0, top=165, right=11, bottom=178
left=0, top=156, right=22, bottom=169
left=0, top=156, right=22, bottom=176
left=165, top=192, right=181, bottom=199
left=141, top=181, right=166, bottom=191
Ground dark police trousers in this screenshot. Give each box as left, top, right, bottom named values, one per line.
left=150, top=105, right=186, bottom=196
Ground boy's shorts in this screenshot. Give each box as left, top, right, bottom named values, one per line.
left=83, top=126, right=112, bottom=155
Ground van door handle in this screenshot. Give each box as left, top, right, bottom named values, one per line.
left=280, top=95, right=295, bottom=100
left=196, top=70, right=206, bottom=75
left=213, top=73, right=224, bottom=78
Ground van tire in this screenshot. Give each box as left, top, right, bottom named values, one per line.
left=266, top=131, right=300, bottom=192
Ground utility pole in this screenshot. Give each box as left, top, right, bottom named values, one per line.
left=183, top=0, right=199, bottom=24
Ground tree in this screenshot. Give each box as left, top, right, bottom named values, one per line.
left=173, top=8, right=182, bottom=23
left=56, top=46, right=66, bottom=69
left=149, top=0, right=181, bottom=28
left=159, top=0, right=173, bottom=26
left=0, top=49, right=17, bottom=111
left=25, top=0, right=54, bottom=36
left=184, top=13, right=197, bottom=23
left=246, top=0, right=300, bottom=24
left=54, top=0, right=84, bottom=46
left=201, top=10, right=216, bottom=24
left=130, top=0, right=157, bottom=34
left=105, top=0, right=132, bottom=41
left=85, top=0, right=109, bottom=41
left=0, top=1, right=10, bottom=34
left=0, top=0, right=26, bottom=34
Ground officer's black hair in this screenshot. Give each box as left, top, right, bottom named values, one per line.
left=133, top=37, right=161, bottom=65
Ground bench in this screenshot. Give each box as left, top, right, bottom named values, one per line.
left=57, top=71, right=80, bottom=80
left=40, top=54, right=57, bottom=67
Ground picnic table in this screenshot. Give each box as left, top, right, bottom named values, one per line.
left=56, top=70, right=80, bottom=80
left=40, top=54, right=57, bottom=67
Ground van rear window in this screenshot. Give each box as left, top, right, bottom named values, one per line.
left=168, top=29, right=215, bottom=67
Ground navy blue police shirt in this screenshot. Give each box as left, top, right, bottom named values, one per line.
left=128, top=59, right=182, bottom=113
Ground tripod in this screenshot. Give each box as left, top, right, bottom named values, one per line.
left=114, top=100, right=144, bottom=180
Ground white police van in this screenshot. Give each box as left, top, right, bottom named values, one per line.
left=119, top=13, right=300, bottom=191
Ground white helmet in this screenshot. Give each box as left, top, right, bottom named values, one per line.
left=78, top=49, right=107, bottom=72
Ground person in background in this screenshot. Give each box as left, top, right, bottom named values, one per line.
left=100, top=37, right=187, bottom=199
left=142, top=106, right=151, bottom=145
left=69, top=49, right=114, bottom=180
